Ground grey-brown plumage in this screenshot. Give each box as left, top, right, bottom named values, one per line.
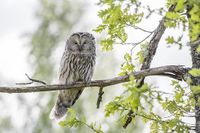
left=50, top=32, right=96, bottom=119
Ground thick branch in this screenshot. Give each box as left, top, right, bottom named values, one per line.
left=0, top=65, right=188, bottom=93
left=141, top=4, right=176, bottom=70
left=123, top=4, right=176, bottom=129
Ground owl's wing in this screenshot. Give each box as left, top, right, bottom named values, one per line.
left=58, top=51, right=70, bottom=84
left=50, top=51, right=70, bottom=120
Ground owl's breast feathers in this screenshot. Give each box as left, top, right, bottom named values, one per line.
left=59, top=52, right=95, bottom=83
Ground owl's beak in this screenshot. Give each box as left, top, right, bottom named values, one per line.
left=78, top=45, right=83, bottom=51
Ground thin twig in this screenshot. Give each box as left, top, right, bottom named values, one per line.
left=146, top=5, right=155, bottom=19
left=130, top=31, right=154, bottom=55
left=126, top=24, right=154, bottom=33
left=96, top=87, right=104, bottom=109
left=25, top=73, right=47, bottom=85
left=134, top=32, right=154, bottom=45
left=16, top=73, right=46, bottom=85
left=16, top=82, right=34, bottom=85
left=134, top=26, right=154, bottom=33
left=123, top=110, right=134, bottom=128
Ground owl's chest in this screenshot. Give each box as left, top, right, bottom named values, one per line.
left=59, top=53, right=95, bottom=84
left=71, top=56, right=88, bottom=70
left=68, top=55, right=94, bottom=77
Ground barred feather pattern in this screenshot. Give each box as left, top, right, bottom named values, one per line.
left=50, top=32, right=96, bottom=119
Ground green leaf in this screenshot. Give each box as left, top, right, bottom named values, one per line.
left=81, top=117, right=87, bottom=123
left=191, top=86, right=200, bottom=94
left=189, top=4, right=200, bottom=22
left=129, top=75, right=135, bottom=81
left=166, top=12, right=180, bottom=19
left=136, top=51, right=144, bottom=63
left=150, top=121, right=159, bottom=133
left=100, top=38, right=114, bottom=51
left=67, top=108, right=76, bottom=118
left=59, top=121, right=67, bottom=127
left=98, top=9, right=109, bottom=18
left=175, top=0, right=184, bottom=12
left=120, top=32, right=128, bottom=42
left=166, top=36, right=175, bottom=44
left=140, top=83, right=149, bottom=93
left=93, top=24, right=107, bottom=33
left=189, top=68, right=200, bottom=77
left=105, top=101, right=121, bottom=117
left=118, top=71, right=127, bottom=76
left=164, top=20, right=176, bottom=28
left=162, top=101, right=177, bottom=113
left=175, top=92, right=182, bottom=102
left=124, top=53, right=132, bottom=61
left=167, top=119, right=177, bottom=129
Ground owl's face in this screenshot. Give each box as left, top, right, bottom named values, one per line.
left=66, top=32, right=95, bottom=55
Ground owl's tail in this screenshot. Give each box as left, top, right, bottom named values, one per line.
left=49, top=88, right=84, bottom=120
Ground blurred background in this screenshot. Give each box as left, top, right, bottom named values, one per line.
left=0, top=0, right=192, bottom=133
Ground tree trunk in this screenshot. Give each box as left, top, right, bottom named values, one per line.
left=191, top=40, right=200, bottom=132
left=187, top=3, right=200, bottom=132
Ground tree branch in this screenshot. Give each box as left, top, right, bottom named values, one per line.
left=96, top=87, right=104, bottom=108
left=123, top=4, right=176, bottom=128
left=141, top=4, right=176, bottom=70
left=16, top=73, right=47, bottom=85
left=0, top=65, right=188, bottom=94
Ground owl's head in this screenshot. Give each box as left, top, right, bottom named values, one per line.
left=66, top=32, right=96, bottom=55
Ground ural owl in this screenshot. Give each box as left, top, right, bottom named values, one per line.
left=50, top=32, right=96, bottom=119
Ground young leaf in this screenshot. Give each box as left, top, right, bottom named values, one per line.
left=191, top=86, right=200, bottom=94
left=166, top=36, right=175, bottom=44
left=189, top=68, right=200, bottom=77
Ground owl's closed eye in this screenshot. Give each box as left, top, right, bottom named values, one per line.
left=66, top=33, right=95, bottom=54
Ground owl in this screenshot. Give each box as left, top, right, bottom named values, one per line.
left=50, top=32, right=96, bottom=119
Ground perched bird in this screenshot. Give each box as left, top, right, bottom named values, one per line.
left=50, top=32, right=96, bottom=119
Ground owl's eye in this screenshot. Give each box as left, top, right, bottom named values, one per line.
left=83, top=42, right=87, bottom=45
left=74, top=42, right=78, bottom=45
